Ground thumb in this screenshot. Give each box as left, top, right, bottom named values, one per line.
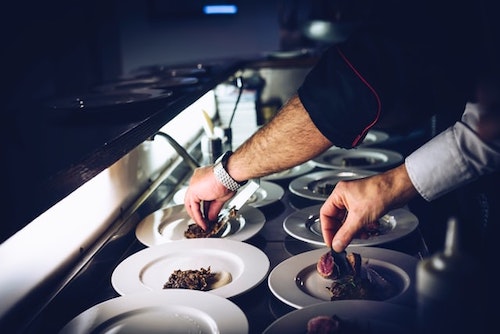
left=331, top=215, right=359, bottom=252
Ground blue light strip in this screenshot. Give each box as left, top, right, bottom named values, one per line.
left=203, top=5, right=238, bottom=15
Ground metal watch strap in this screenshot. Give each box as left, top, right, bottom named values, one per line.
left=213, top=151, right=244, bottom=191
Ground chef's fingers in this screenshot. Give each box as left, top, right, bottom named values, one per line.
left=319, top=203, right=346, bottom=249
left=205, top=200, right=228, bottom=222
left=329, top=212, right=362, bottom=252
left=201, top=200, right=209, bottom=220
left=184, top=193, right=208, bottom=230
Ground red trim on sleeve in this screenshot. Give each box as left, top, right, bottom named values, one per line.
left=336, top=47, right=382, bottom=147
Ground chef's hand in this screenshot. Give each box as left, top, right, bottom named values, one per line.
left=320, top=164, right=418, bottom=252
left=184, top=165, right=235, bottom=230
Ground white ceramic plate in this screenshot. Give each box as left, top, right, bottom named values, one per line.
left=359, top=129, right=390, bottom=146
left=263, top=300, right=415, bottom=334
left=312, top=148, right=403, bottom=171
left=173, top=181, right=284, bottom=208
left=288, top=170, right=378, bottom=201
left=135, top=204, right=265, bottom=246
left=268, top=246, right=416, bottom=309
left=59, top=290, right=248, bottom=334
left=262, top=162, right=315, bottom=181
left=265, top=48, right=311, bottom=59
left=111, top=238, right=270, bottom=299
left=283, top=205, right=419, bottom=247
left=239, top=181, right=284, bottom=207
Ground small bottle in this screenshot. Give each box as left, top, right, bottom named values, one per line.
left=215, top=126, right=233, bottom=152
left=201, top=136, right=222, bottom=165
left=416, top=217, right=483, bottom=334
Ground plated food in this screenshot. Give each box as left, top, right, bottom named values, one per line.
left=184, top=208, right=237, bottom=239
left=59, top=290, right=249, bottom=334
left=312, top=148, right=403, bottom=171
left=268, top=246, right=416, bottom=309
left=135, top=204, right=265, bottom=246
left=307, top=314, right=353, bottom=334
left=283, top=205, right=419, bottom=247
left=288, top=170, right=378, bottom=201
left=263, top=300, right=415, bottom=334
left=111, top=238, right=270, bottom=298
left=163, top=266, right=232, bottom=291
left=316, top=250, right=396, bottom=302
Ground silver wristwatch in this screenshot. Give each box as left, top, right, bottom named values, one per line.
left=213, top=151, right=246, bottom=191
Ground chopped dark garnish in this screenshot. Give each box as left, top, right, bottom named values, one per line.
left=163, top=266, right=216, bottom=291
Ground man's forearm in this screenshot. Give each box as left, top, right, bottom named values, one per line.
left=226, top=94, right=332, bottom=182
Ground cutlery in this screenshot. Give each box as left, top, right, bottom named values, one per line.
left=212, top=179, right=260, bottom=237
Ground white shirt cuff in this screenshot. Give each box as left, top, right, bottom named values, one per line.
left=406, top=103, right=500, bottom=201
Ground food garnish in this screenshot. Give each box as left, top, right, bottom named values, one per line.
left=163, top=266, right=232, bottom=291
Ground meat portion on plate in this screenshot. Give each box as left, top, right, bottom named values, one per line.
left=307, top=314, right=373, bottom=334
left=316, top=250, right=396, bottom=301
